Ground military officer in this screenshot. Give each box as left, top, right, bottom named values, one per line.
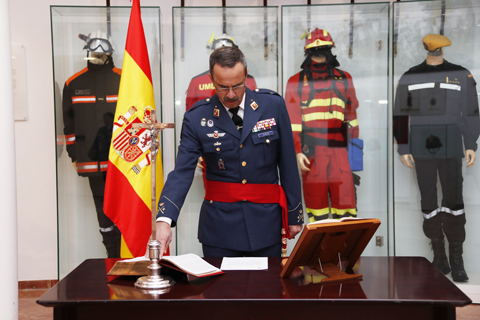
left=156, top=47, right=304, bottom=258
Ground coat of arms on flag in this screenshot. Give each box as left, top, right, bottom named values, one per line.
left=112, top=106, right=153, bottom=170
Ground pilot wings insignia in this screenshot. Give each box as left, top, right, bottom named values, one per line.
left=207, top=131, right=226, bottom=139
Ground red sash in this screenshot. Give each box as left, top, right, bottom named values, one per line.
left=204, top=179, right=291, bottom=240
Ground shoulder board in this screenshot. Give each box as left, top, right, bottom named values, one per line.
left=187, top=97, right=211, bottom=112
left=253, top=88, right=280, bottom=96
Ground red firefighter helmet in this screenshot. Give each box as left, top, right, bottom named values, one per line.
left=302, top=28, right=335, bottom=51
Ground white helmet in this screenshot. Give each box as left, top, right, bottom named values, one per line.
left=79, top=29, right=115, bottom=54
left=206, top=33, right=238, bottom=51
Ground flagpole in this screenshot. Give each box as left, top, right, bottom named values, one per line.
left=133, top=112, right=175, bottom=292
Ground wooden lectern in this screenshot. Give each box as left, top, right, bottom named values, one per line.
left=280, top=218, right=381, bottom=283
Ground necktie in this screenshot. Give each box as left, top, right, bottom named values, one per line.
left=229, top=107, right=243, bottom=133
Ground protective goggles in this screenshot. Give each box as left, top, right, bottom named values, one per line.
left=83, top=38, right=114, bottom=53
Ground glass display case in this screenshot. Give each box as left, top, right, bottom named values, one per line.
left=282, top=3, right=390, bottom=256
left=393, top=0, right=480, bottom=293
left=51, top=6, right=161, bottom=279
left=172, top=6, right=279, bottom=256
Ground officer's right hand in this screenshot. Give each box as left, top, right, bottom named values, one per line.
left=296, top=153, right=311, bottom=171
left=401, top=154, right=414, bottom=168
left=156, top=221, right=172, bottom=258
left=197, top=156, right=204, bottom=169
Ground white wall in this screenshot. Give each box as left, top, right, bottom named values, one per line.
left=10, top=0, right=389, bottom=281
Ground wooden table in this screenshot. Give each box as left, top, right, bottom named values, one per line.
left=37, top=257, right=471, bottom=320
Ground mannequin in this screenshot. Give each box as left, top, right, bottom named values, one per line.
left=285, top=28, right=360, bottom=223
left=63, top=30, right=122, bottom=258
left=393, top=34, right=480, bottom=282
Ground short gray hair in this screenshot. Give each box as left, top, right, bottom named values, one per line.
left=209, top=46, right=247, bottom=79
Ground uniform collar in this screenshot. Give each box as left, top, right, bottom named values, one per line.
left=221, top=92, right=246, bottom=119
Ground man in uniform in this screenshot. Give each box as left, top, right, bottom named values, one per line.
left=285, top=28, right=360, bottom=223
left=185, top=33, right=257, bottom=111
left=394, top=34, right=480, bottom=282
left=156, top=46, right=304, bottom=258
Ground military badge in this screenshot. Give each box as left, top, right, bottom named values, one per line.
left=207, top=130, right=226, bottom=139
left=258, top=131, right=273, bottom=138
left=207, top=119, right=214, bottom=127
left=218, top=159, right=225, bottom=170
left=250, top=100, right=259, bottom=111
left=214, top=107, right=220, bottom=117
left=201, top=118, right=207, bottom=126
left=252, top=118, right=276, bottom=133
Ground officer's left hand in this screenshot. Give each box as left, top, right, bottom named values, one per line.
left=288, top=224, right=303, bottom=239
left=466, top=149, right=476, bottom=168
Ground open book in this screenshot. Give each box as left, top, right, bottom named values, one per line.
left=107, top=253, right=224, bottom=278
left=309, top=217, right=363, bottom=225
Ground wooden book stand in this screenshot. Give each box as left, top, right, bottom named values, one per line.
left=280, top=218, right=381, bottom=283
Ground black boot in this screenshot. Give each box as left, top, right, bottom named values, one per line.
left=100, top=226, right=121, bottom=258
left=430, top=239, right=451, bottom=274
left=449, top=242, right=468, bottom=282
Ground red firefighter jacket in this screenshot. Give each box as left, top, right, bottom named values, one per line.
left=285, top=63, right=359, bottom=154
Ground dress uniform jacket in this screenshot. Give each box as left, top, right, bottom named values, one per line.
left=185, top=71, right=257, bottom=111
left=157, top=88, right=304, bottom=252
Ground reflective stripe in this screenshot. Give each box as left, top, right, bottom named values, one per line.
left=291, top=124, right=302, bottom=132
left=440, top=83, right=461, bottom=91
left=77, top=162, right=99, bottom=173
left=65, top=134, right=76, bottom=145
left=423, top=208, right=440, bottom=220
left=348, top=119, right=359, bottom=127
left=331, top=207, right=357, bottom=216
left=72, top=96, right=96, bottom=104
left=302, top=97, right=346, bottom=109
left=303, top=110, right=344, bottom=122
left=408, top=83, right=435, bottom=91
left=441, top=207, right=465, bottom=216
left=305, top=39, right=334, bottom=49
left=106, top=95, right=118, bottom=102
left=307, top=208, right=330, bottom=223
left=99, top=162, right=109, bottom=171
left=99, top=225, right=115, bottom=233
left=423, top=207, right=465, bottom=219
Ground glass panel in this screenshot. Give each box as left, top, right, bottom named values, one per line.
left=393, top=0, right=480, bottom=292
left=51, top=6, right=161, bottom=279
left=283, top=3, right=390, bottom=256
left=172, top=6, right=279, bottom=256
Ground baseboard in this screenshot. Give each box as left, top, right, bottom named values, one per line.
left=18, top=280, right=58, bottom=290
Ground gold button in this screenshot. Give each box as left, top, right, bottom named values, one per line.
left=206, top=98, right=210, bottom=101
left=240, top=144, right=243, bottom=149
left=216, top=147, right=220, bottom=151
left=255, top=88, right=259, bottom=92
left=299, top=210, right=303, bottom=213
left=266, top=139, right=270, bottom=143
left=210, top=200, right=213, bottom=204
left=243, top=199, right=247, bottom=202
left=242, top=179, right=247, bottom=184
left=242, top=161, right=247, bottom=167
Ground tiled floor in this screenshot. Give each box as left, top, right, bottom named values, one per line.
left=20, top=288, right=480, bottom=320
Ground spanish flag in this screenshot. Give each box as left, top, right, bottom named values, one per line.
left=104, top=0, right=163, bottom=258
